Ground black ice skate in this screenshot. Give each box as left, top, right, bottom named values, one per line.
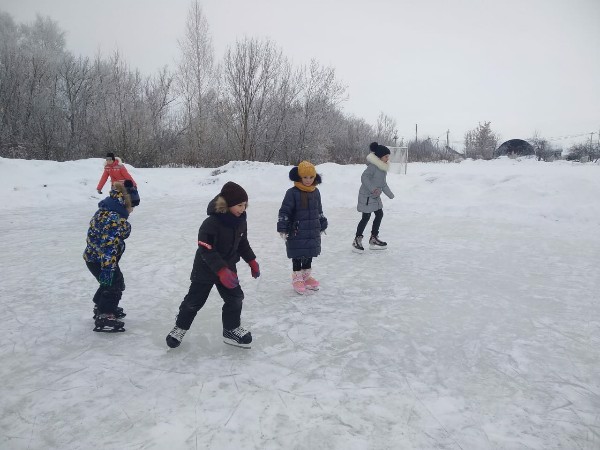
left=352, top=235, right=365, bottom=253
left=93, top=313, right=125, bottom=332
left=369, top=235, right=387, bottom=250
left=223, top=326, right=252, bottom=348
left=93, top=305, right=126, bottom=320
left=166, top=326, right=187, bottom=348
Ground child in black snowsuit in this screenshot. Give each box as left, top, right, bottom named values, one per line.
left=166, top=182, right=260, bottom=349
left=277, top=161, right=328, bottom=295
left=83, top=180, right=140, bottom=332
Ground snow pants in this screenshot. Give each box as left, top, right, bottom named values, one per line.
left=86, top=261, right=125, bottom=314
left=175, top=281, right=244, bottom=331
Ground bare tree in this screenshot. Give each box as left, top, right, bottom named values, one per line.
left=566, top=140, right=598, bottom=162
left=0, top=10, right=401, bottom=168
left=261, top=60, right=302, bottom=163
left=220, top=37, right=284, bottom=161
left=464, top=121, right=499, bottom=160
left=57, top=54, right=93, bottom=158
left=0, top=12, right=26, bottom=155
left=375, top=112, right=397, bottom=145
left=18, top=14, right=67, bottom=159
left=176, top=0, right=215, bottom=165
left=293, top=60, right=347, bottom=162
left=327, top=114, right=374, bottom=164
left=142, top=66, right=177, bottom=165
left=408, top=138, right=440, bottom=162
left=85, top=51, right=145, bottom=164
left=529, top=132, right=559, bottom=162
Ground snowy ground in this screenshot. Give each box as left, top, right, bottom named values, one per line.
left=1, top=156, right=599, bottom=449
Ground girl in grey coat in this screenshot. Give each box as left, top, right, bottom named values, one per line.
left=353, top=142, right=394, bottom=251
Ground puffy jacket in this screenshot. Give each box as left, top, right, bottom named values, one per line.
left=83, top=187, right=132, bottom=285
left=277, top=168, right=328, bottom=259
left=357, top=152, right=394, bottom=213
left=97, top=157, right=137, bottom=191
left=190, top=195, right=256, bottom=283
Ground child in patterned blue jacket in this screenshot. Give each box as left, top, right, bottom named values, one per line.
left=83, top=181, right=139, bottom=332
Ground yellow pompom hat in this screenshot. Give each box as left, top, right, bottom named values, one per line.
left=297, top=160, right=316, bottom=178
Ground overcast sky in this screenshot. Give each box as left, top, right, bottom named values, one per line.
left=2, top=0, right=599, bottom=149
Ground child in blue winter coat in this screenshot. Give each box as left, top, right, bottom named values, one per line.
left=277, top=161, right=328, bottom=294
left=83, top=180, right=140, bottom=332
left=352, top=142, right=394, bottom=252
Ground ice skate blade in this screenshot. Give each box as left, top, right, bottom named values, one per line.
left=223, top=338, right=251, bottom=349
left=93, top=327, right=125, bottom=332
left=93, top=308, right=126, bottom=320
left=93, top=312, right=126, bottom=320
left=369, top=245, right=387, bottom=250
left=305, top=286, right=319, bottom=291
left=352, top=247, right=364, bottom=254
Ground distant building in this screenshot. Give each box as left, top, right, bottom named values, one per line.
left=445, top=147, right=464, bottom=162
left=495, top=139, right=535, bottom=157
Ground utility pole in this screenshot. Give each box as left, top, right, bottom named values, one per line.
left=446, top=129, right=450, bottom=148
left=415, top=124, right=418, bottom=142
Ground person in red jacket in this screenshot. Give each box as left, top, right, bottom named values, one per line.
left=96, top=152, right=137, bottom=194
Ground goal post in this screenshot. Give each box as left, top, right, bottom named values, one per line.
left=387, top=146, right=408, bottom=174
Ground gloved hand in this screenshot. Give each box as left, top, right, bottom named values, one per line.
left=372, top=188, right=381, bottom=196
left=97, top=189, right=103, bottom=194
left=217, top=267, right=239, bottom=289
left=248, top=259, right=260, bottom=278
left=321, top=230, right=327, bottom=236
left=279, top=232, right=288, bottom=241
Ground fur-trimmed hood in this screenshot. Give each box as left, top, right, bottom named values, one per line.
left=206, top=194, right=247, bottom=227
left=209, top=195, right=230, bottom=214
left=366, top=152, right=390, bottom=172
left=98, top=182, right=132, bottom=218
left=288, top=166, right=323, bottom=185
left=103, top=156, right=124, bottom=167
left=207, top=194, right=249, bottom=215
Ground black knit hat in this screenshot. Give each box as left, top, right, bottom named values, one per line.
left=370, top=142, right=390, bottom=158
left=106, top=152, right=116, bottom=160
left=220, top=181, right=248, bottom=207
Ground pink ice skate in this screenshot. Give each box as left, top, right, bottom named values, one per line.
left=302, top=269, right=320, bottom=290
left=292, top=271, right=306, bottom=295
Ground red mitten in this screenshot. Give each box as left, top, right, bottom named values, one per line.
left=248, top=259, right=260, bottom=278
left=217, top=267, right=239, bottom=288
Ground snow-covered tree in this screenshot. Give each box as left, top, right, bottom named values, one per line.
left=176, top=1, right=216, bottom=165
left=464, top=121, right=499, bottom=160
